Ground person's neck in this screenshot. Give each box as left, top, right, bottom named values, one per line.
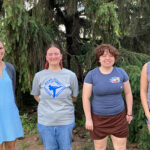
left=48, top=65, right=61, bottom=72
left=0, top=60, right=4, bottom=68
left=99, top=66, right=113, bottom=74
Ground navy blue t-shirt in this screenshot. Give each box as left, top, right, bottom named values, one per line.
left=84, top=67, right=129, bottom=116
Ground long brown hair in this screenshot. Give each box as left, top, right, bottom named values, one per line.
left=45, top=43, right=63, bottom=69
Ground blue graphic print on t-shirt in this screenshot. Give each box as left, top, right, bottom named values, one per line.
left=44, top=78, right=66, bottom=98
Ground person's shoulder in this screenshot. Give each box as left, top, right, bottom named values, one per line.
left=62, top=68, right=76, bottom=76
left=141, top=62, right=150, bottom=69
left=144, top=62, right=149, bottom=69
left=5, top=62, right=14, bottom=67
left=92, top=67, right=98, bottom=72
left=114, top=67, right=127, bottom=75
left=84, top=67, right=98, bottom=79
left=143, top=62, right=150, bottom=73
left=114, top=66, right=125, bottom=71
left=146, top=61, right=150, bottom=65
left=87, top=67, right=98, bottom=74
left=5, top=62, right=15, bottom=71
left=114, top=67, right=129, bottom=81
left=141, top=62, right=150, bottom=77
left=35, top=69, right=48, bottom=76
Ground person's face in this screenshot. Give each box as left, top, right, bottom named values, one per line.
left=0, top=42, right=5, bottom=61
left=99, top=49, right=115, bottom=68
left=46, top=46, right=62, bottom=66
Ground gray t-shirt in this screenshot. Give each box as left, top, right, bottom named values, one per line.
left=84, top=67, right=129, bottom=116
left=31, top=68, right=78, bottom=126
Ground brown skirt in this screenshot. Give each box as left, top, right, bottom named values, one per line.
left=90, top=110, right=129, bottom=140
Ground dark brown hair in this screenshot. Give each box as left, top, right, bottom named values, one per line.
left=95, top=44, right=119, bottom=66
left=45, top=43, right=63, bottom=69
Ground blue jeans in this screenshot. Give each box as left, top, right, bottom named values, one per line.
left=38, top=122, right=75, bottom=150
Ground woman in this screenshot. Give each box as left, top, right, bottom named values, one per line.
left=0, top=41, right=24, bottom=150
left=31, top=43, right=78, bottom=150
left=140, top=62, right=150, bottom=132
left=82, top=44, right=133, bottom=150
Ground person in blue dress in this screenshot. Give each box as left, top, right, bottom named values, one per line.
left=0, top=41, right=24, bottom=150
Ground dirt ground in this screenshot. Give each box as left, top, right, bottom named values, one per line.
left=14, top=107, right=139, bottom=149
left=14, top=133, right=139, bottom=150
left=15, top=133, right=93, bottom=150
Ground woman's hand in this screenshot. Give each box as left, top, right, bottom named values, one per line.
left=85, top=118, right=93, bottom=131
left=34, top=95, right=39, bottom=103
left=126, top=114, right=133, bottom=124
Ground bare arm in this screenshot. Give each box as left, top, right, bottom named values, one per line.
left=82, top=83, right=93, bottom=130
left=123, top=80, right=133, bottom=124
left=72, top=97, right=76, bottom=102
left=34, top=95, right=39, bottom=103
left=140, top=63, right=150, bottom=121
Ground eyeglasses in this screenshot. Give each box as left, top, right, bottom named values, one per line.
left=48, top=53, right=60, bottom=56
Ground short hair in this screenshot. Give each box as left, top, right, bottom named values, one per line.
left=95, top=44, right=119, bottom=66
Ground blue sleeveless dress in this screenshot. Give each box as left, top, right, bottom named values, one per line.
left=0, top=65, right=24, bottom=144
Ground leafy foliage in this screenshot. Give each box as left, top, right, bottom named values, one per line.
left=83, top=1, right=120, bottom=45
left=136, top=124, right=150, bottom=149
left=116, top=0, right=150, bottom=54
left=21, top=112, right=37, bottom=135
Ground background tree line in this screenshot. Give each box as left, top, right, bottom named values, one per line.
left=0, top=0, right=150, bottom=149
